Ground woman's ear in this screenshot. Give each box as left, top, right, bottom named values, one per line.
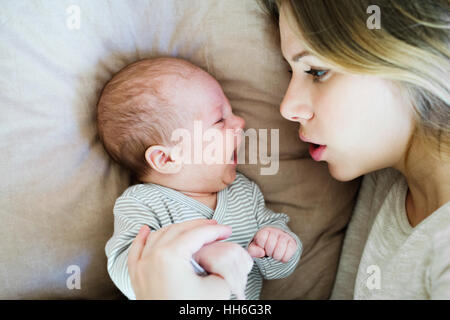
left=145, top=145, right=182, bottom=174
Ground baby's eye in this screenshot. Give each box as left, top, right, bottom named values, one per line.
left=215, top=118, right=224, bottom=125
left=305, top=69, right=329, bottom=82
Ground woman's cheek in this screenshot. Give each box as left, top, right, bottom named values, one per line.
left=321, top=115, right=369, bottom=181
left=324, top=145, right=360, bottom=182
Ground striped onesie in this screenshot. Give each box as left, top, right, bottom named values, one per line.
left=105, top=172, right=302, bottom=300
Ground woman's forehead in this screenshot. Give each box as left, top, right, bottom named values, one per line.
left=279, top=8, right=306, bottom=59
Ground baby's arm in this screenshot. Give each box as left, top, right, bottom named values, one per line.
left=247, top=182, right=302, bottom=280
left=105, top=195, right=161, bottom=299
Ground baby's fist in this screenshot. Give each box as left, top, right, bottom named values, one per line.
left=248, top=227, right=297, bottom=263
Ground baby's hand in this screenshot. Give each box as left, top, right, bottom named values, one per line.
left=247, top=227, right=297, bottom=263
left=193, top=241, right=253, bottom=300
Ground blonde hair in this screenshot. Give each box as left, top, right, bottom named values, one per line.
left=97, top=58, right=196, bottom=179
left=261, top=0, right=450, bottom=159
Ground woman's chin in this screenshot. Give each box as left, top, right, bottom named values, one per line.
left=328, top=163, right=361, bottom=182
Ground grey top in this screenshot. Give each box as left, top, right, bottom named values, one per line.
left=331, top=168, right=450, bottom=299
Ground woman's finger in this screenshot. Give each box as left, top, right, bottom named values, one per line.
left=172, top=224, right=233, bottom=257
left=197, top=274, right=232, bottom=300
left=141, top=219, right=220, bottom=257
left=164, top=219, right=218, bottom=236
left=233, top=250, right=253, bottom=300
left=128, top=225, right=151, bottom=268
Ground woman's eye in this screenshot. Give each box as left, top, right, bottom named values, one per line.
left=305, top=69, right=329, bottom=82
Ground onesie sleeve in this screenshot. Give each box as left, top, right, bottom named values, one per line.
left=104, top=194, right=161, bottom=300
left=250, top=182, right=302, bottom=280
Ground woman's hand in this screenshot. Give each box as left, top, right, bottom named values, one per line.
left=127, top=219, right=243, bottom=299
left=193, top=241, right=254, bottom=300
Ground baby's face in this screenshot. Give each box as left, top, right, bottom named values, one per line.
left=168, top=70, right=245, bottom=193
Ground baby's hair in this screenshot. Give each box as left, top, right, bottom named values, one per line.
left=97, top=57, right=197, bottom=180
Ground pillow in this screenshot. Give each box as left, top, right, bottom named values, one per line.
left=0, top=0, right=360, bottom=299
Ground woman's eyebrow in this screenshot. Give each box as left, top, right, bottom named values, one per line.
left=292, top=51, right=310, bottom=62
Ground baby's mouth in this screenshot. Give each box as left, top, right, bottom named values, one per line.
left=229, top=148, right=238, bottom=165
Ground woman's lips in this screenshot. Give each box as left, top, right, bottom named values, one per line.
left=309, top=143, right=326, bottom=161
left=299, top=132, right=326, bottom=161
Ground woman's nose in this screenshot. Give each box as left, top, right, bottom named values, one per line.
left=280, top=78, right=314, bottom=124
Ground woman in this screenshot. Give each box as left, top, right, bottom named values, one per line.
left=128, top=0, right=450, bottom=299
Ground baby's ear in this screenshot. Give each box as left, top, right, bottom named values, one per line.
left=144, top=145, right=181, bottom=174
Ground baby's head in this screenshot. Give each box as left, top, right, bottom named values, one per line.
left=97, top=57, right=245, bottom=192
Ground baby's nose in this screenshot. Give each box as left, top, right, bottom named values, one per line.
left=233, top=115, right=245, bottom=131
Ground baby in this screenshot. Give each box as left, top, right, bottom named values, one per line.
left=99, top=57, right=302, bottom=300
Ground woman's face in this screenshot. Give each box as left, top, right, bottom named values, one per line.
left=279, top=8, right=415, bottom=181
